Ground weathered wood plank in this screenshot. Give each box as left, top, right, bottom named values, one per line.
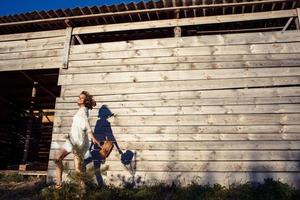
left=60, top=60, right=300, bottom=74
left=297, top=8, right=300, bottom=28
left=107, top=171, right=300, bottom=187
left=106, top=171, right=300, bottom=187
left=50, top=140, right=300, bottom=151
left=52, top=125, right=300, bottom=135
left=177, top=54, right=300, bottom=63
left=68, top=54, right=300, bottom=67
left=54, top=104, right=300, bottom=117
left=62, top=27, right=72, bottom=69
left=51, top=133, right=300, bottom=142
left=0, top=36, right=65, bottom=48
left=69, top=43, right=300, bottom=60
left=0, top=62, right=62, bottom=71
left=54, top=114, right=300, bottom=127
left=0, top=49, right=63, bottom=60
left=0, top=56, right=62, bottom=66
left=0, top=43, right=64, bottom=54
left=60, top=77, right=300, bottom=96
left=70, top=31, right=300, bottom=53
left=0, top=29, right=66, bottom=42
left=49, top=149, right=300, bottom=161
left=47, top=160, right=300, bottom=172
left=58, top=67, right=300, bottom=85
left=72, top=9, right=297, bottom=35
left=55, top=97, right=300, bottom=109
left=0, top=57, right=63, bottom=71
left=56, top=87, right=300, bottom=102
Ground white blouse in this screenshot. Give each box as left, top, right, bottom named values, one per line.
left=63, top=107, right=92, bottom=157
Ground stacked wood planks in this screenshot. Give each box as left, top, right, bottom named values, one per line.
left=48, top=30, right=300, bottom=187
left=0, top=30, right=66, bottom=71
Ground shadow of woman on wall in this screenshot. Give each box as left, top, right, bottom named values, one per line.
left=83, top=105, right=122, bottom=187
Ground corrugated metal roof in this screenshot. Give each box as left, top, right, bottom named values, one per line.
left=0, top=0, right=299, bottom=34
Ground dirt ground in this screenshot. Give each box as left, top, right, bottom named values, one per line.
left=0, top=177, right=46, bottom=200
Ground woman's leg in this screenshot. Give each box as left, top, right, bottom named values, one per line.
left=55, top=149, right=70, bottom=187
left=74, top=154, right=85, bottom=192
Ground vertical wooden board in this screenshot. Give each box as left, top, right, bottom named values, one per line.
left=62, top=27, right=73, bottom=69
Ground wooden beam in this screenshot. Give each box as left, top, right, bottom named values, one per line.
left=281, top=17, right=294, bottom=32
left=0, top=0, right=295, bottom=27
left=106, top=5, right=116, bottom=23
left=73, top=9, right=297, bottom=35
left=143, top=1, right=151, bottom=21
left=271, top=3, right=276, bottom=11
left=124, top=4, right=133, bottom=22
left=62, top=27, right=72, bottom=69
left=223, top=0, right=226, bottom=15
left=281, top=1, right=286, bottom=10
left=192, top=0, right=196, bottom=17
left=153, top=0, right=160, bottom=20
left=98, top=6, right=108, bottom=24
left=295, top=17, right=300, bottom=30
left=203, top=0, right=207, bottom=17
left=39, top=109, right=52, bottom=123
left=74, top=35, right=84, bottom=44
left=297, top=8, right=300, bottom=30
left=133, top=3, right=142, bottom=21
left=64, top=19, right=73, bottom=27
left=78, top=8, right=92, bottom=26
left=88, top=7, right=100, bottom=25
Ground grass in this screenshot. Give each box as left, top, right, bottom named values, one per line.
left=0, top=173, right=46, bottom=200
left=42, top=179, right=300, bottom=200
left=1, top=172, right=299, bottom=200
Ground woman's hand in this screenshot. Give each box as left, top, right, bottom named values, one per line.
left=92, top=137, right=101, bottom=147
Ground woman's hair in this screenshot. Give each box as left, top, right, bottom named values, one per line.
left=81, top=91, right=96, bottom=110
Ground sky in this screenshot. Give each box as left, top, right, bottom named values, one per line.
left=0, top=0, right=142, bottom=16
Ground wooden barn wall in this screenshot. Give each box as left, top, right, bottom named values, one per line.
left=48, top=30, right=300, bottom=187
left=0, top=29, right=66, bottom=72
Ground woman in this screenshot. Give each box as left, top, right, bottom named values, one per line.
left=54, top=91, right=100, bottom=189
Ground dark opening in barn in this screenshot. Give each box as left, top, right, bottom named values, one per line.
left=0, top=69, right=60, bottom=172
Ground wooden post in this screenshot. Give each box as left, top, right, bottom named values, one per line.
left=297, top=8, right=300, bottom=30
left=22, top=82, right=38, bottom=164
left=175, top=9, right=180, bottom=19
left=173, top=7, right=181, bottom=38
left=62, top=27, right=73, bottom=69
left=64, top=19, right=73, bottom=27
left=295, top=17, right=300, bottom=30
